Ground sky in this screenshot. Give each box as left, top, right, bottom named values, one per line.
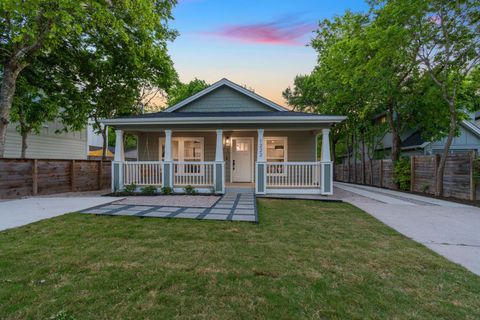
left=168, top=0, right=368, bottom=107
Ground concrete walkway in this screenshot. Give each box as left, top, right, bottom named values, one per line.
left=335, top=182, right=480, bottom=276
left=0, top=196, right=122, bottom=232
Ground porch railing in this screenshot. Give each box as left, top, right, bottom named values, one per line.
left=266, top=162, right=321, bottom=188
left=173, top=161, right=215, bottom=187
left=123, top=161, right=162, bottom=186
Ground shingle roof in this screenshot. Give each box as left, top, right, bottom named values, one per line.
left=401, top=131, right=426, bottom=148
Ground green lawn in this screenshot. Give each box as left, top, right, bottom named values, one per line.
left=1, top=200, right=479, bottom=319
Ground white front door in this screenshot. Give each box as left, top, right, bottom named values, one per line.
left=232, top=138, right=252, bottom=182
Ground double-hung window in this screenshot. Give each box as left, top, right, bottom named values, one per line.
left=160, top=137, right=204, bottom=174
left=265, top=137, right=287, bottom=174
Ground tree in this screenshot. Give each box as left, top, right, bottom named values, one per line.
left=167, top=79, right=209, bottom=106
left=416, top=0, right=480, bottom=196
left=10, top=65, right=58, bottom=158
left=0, top=0, right=178, bottom=157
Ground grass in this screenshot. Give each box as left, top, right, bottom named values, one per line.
left=0, top=199, right=479, bottom=319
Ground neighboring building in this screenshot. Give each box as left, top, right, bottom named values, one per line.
left=377, top=114, right=480, bottom=158
left=4, top=120, right=88, bottom=159
left=102, top=78, right=345, bottom=195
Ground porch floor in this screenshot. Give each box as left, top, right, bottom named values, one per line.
left=80, top=191, right=258, bottom=222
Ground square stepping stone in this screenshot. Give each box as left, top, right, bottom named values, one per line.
left=175, top=213, right=200, bottom=219
left=202, top=214, right=229, bottom=220
left=231, top=215, right=256, bottom=222
left=214, top=204, right=234, bottom=209
left=236, top=205, right=254, bottom=209
left=156, top=207, right=181, bottom=212
left=210, top=208, right=231, bottom=214
left=183, top=208, right=206, bottom=214
left=144, top=211, right=171, bottom=217
left=130, top=206, right=154, bottom=211
left=233, top=209, right=255, bottom=215
left=113, top=210, right=141, bottom=216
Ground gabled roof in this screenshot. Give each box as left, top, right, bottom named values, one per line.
left=163, top=78, right=288, bottom=112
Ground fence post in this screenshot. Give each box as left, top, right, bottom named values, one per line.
left=470, top=151, right=476, bottom=201
left=410, top=156, right=415, bottom=192
left=98, top=160, right=103, bottom=190
left=70, top=160, right=76, bottom=192
left=380, top=160, right=384, bottom=188
left=32, top=159, right=38, bottom=195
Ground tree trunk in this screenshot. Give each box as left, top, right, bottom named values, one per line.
left=361, top=129, right=366, bottom=184
left=21, top=132, right=28, bottom=159
left=101, top=127, right=108, bottom=160
left=0, top=63, right=24, bottom=157
left=435, top=108, right=457, bottom=196
left=353, top=129, right=357, bottom=183
left=386, top=103, right=401, bottom=163
left=346, top=133, right=351, bottom=183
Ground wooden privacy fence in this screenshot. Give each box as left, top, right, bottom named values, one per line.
left=0, top=158, right=111, bottom=199
left=335, top=153, right=477, bottom=201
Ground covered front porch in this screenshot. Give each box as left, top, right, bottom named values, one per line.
left=111, top=127, right=334, bottom=196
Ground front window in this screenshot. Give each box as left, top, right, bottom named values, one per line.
left=160, top=137, right=204, bottom=162
left=265, top=137, right=287, bottom=162
left=265, top=137, right=287, bottom=175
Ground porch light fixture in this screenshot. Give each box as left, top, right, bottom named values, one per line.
left=224, top=136, right=231, bottom=147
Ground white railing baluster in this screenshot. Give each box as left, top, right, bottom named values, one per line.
left=265, top=162, right=323, bottom=189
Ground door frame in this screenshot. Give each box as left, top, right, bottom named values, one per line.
left=230, top=137, right=254, bottom=183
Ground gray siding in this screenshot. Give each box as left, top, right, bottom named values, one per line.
left=175, top=86, right=274, bottom=112
left=4, top=120, right=87, bottom=159
left=428, top=124, right=480, bottom=154
left=137, top=130, right=317, bottom=182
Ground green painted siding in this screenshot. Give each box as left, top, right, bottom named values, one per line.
left=174, top=86, right=274, bottom=112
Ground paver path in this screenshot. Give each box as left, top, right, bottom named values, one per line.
left=81, top=191, right=258, bottom=222
left=335, top=182, right=480, bottom=276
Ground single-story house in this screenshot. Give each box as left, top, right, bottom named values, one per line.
left=102, top=78, right=345, bottom=195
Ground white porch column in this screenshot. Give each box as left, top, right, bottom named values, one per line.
left=321, top=128, right=333, bottom=195
left=112, top=129, right=125, bottom=191
left=256, top=129, right=266, bottom=195
left=214, top=129, right=225, bottom=194
left=321, top=128, right=331, bottom=162
left=114, top=129, right=125, bottom=161
left=162, top=129, right=173, bottom=189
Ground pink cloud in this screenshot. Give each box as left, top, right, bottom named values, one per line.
left=208, top=19, right=315, bottom=46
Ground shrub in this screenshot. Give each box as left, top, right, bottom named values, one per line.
left=123, top=183, right=137, bottom=195
left=393, top=157, right=411, bottom=191
left=49, top=311, right=77, bottom=320
left=183, top=185, right=197, bottom=195
left=161, top=186, right=173, bottom=195
left=140, top=185, right=157, bottom=195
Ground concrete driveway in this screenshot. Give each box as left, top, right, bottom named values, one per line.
left=0, top=196, right=121, bottom=232
left=335, top=182, right=480, bottom=276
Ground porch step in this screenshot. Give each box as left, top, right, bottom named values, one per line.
left=225, top=187, right=255, bottom=194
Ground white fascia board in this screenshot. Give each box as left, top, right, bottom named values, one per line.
left=101, top=115, right=347, bottom=126
left=461, top=120, right=480, bottom=137
left=163, top=78, right=288, bottom=112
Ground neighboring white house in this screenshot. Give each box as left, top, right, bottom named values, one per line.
left=4, top=119, right=88, bottom=159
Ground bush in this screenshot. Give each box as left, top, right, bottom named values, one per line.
left=123, top=183, right=137, bottom=195
left=161, top=186, right=173, bottom=195
left=183, top=185, right=197, bottom=195
left=140, top=185, right=157, bottom=195
left=393, top=157, right=411, bottom=191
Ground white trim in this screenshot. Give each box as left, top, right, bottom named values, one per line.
left=461, top=120, right=480, bottom=137
left=101, top=115, right=347, bottom=126
left=230, top=137, right=254, bottom=183
left=163, top=78, right=288, bottom=112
